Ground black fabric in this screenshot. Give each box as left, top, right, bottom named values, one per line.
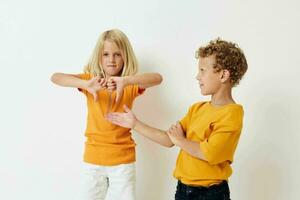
left=175, top=180, right=231, bottom=200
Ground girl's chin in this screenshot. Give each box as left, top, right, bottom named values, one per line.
left=105, top=71, right=122, bottom=77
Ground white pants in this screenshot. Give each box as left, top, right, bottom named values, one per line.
left=78, top=162, right=136, bottom=200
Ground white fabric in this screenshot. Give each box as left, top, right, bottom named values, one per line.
left=78, top=162, right=136, bottom=200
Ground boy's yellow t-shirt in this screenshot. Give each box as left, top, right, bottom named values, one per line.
left=174, top=101, right=244, bottom=187
left=78, top=73, right=144, bottom=166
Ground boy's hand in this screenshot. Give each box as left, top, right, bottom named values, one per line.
left=86, top=76, right=107, bottom=101
left=105, top=105, right=137, bottom=129
left=107, top=76, right=128, bottom=103
left=167, top=122, right=186, bottom=146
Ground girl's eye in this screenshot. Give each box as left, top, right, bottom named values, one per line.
left=103, top=53, right=109, bottom=56
left=115, top=53, right=121, bottom=57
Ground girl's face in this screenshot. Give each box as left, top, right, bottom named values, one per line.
left=101, top=41, right=124, bottom=78
left=196, top=55, right=222, bottom=95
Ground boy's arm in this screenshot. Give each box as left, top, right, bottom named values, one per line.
left=167, top=122, right=208, bottom=161
left=105, top=105, right=174, bottom=147
left=175, top=139, right=207, bottom=161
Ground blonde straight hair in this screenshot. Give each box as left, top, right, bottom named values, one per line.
left=84, top=29, right=138, bottom=77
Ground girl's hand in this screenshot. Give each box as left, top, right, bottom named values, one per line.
left=167, top=122, right=186, bottom=146
left=86, top=76, right=107, bottom=101
left=107, top=76, right=127, bottom=103
left=105, top=105, right=137, bottom=129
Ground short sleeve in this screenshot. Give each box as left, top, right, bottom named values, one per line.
left=130, top=84, right=145, bottom=98
left=200, top=108, right=243, bottom=165
left=179, top=106, right=193, bottom=132
left=77, top=73, right=91, bottom=95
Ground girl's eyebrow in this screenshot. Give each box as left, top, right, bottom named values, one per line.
left=102, top=50, right=121, bottom=53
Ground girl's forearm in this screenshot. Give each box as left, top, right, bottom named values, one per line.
left=125, top=73, right=163, bottom=89
left=51, top=73, right=87, bottom=89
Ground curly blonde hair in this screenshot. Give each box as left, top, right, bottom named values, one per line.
left=196, top=38, right=248, bottom=86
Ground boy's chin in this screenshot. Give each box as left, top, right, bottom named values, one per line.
left=200, top=90, right=208, bottom=95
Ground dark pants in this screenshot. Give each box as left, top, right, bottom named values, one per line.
left=175, top=180, right=231, bottom=200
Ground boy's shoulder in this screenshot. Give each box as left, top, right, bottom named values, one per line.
left=189, top=101, right=243, bottom=115
left=189, top=101, right=209, bottom=110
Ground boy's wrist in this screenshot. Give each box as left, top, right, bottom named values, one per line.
left=175, top=137, right=186, bottom=148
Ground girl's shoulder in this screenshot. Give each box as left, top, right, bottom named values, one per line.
left=78, top=73, right=92, bottom=80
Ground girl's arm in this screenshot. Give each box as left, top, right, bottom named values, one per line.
left=51, top=73, right=87, bottom=88
left=107, top=73, right=163, bottom=102
left=106, top=105, right=174, bottom=147
left=51, top=73, right=106, bottom=101
left=124, top=73, right=163, bottom=89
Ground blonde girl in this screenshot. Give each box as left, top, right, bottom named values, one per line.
left=51, top=29, right=162, bottom=200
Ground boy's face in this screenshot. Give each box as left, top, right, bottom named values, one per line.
left=101, top=40, right=124, bottom=78
left=196, top=55, right=223, bottom=95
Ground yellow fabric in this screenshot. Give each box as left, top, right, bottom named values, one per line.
left=174, top=101, right=244, bottom=186
left=78, top=73, right=144, bottom=166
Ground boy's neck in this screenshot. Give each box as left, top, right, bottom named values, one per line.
left=210, top=86, right=235, bottom=107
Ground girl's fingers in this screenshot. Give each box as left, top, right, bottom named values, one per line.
left=107, top=84, right=116, bottom=89
left=93, top=92, right=98, bottom=102
left=99, top=78, right=105, bottom=84
left=107, top=78, right=115, bottom=84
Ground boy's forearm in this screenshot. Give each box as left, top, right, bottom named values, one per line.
left=125, top=73, right=163, bottom=88
left=51, top=73, right=87, bottom=89
left=177, top=139, right=207, bottom=161
left=134, top=120, right=174, bottom=147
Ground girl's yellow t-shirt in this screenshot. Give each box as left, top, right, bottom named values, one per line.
left=78, top=73, right=144, bottom=166
left=174, top=101, right=244, bottom=186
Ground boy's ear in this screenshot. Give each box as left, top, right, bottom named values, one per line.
left=220, top=69, right=230, bottom=83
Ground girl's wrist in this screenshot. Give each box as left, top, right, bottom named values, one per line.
left=132, top=118, right=140, bottom=130
left=123, top=76, right=132, bottom=86
left=81, top=79, right=90, bottom=90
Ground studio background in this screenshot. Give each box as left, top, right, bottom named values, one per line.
left=1, top=0, right=299, bottom=199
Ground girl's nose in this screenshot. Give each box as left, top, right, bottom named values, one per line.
left=109, top=55, right=115, bottom=62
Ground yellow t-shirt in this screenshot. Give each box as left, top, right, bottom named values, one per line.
left=78, top=73, right=144, bottom=166
left=174, top=101, right=244, bottom=186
